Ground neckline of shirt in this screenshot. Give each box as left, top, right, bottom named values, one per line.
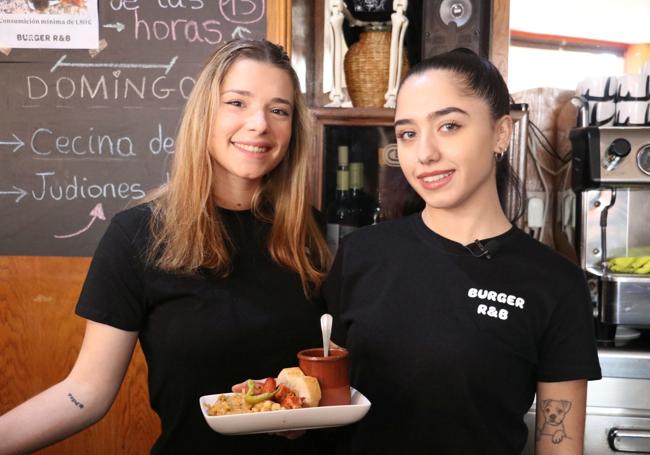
left=217, top=206, right=253, bottom=215
left=408, top=211, right=517, bottom=257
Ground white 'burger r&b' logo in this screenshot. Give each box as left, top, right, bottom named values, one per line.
left=468, top=288, right=526, bottom=321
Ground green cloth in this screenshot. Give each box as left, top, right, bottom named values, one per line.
left=608, top=256, right=650, bottom=274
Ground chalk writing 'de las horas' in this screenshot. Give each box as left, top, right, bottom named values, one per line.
left=111, top=0, right=264, bottom=43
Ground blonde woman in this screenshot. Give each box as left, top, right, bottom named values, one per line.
left=0, top=40, right=330, bottom=454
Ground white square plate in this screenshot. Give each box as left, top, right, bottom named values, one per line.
left=199, top=387, right=371, bottom=435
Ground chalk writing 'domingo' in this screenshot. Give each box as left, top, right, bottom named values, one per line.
left=27, top=73, right=195, bottom=101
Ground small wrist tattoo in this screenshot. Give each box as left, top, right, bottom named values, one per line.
left=67, top=393, right=85, bottom=409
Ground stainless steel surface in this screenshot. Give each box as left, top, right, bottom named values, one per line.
left=599, top=347, right=650, bottom=379
left=638, top=146, right=650, bottom=176
left=600, top=187, right=617, bottom=279
left=602, top=276, right=650, bottom=326
left=589, top=377, right=650, bottom=408
left=609, top=429, right=650, bottom=452
left=563, top=126, right=650, bottom=453
left=595, top=127, right=650, bottom=183
left=580, top=189, right=650, bottom=273
left=571, top=96, right=589, bottom=128
left=581, top=189, right=650, bottom=273
left=573, top=127, right=650, bottom=336
left=581, top=190, right=608, bottom=274
left=579, top=185, right=650, bottom=327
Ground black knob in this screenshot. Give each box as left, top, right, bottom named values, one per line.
left=608, top=138, right=631, bottom=157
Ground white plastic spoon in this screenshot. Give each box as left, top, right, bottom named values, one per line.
left=320, top=313, right=333, bottom=357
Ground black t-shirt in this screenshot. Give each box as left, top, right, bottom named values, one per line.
left=322, top=213, right=601, bottom=455
left=76, top=205, right=327, bottom=454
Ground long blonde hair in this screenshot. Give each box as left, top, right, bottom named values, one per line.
left=147, top=39, right=330, bottom=297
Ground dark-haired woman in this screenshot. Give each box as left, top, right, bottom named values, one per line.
left=323, top=49, right=601, bottom=454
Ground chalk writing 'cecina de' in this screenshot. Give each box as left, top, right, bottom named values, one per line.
left=16, top=124, right=175, bottom=157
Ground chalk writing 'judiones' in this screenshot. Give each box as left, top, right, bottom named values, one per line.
left=33, top=172, right=146, bottom=201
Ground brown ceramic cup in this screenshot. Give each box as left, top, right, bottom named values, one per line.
left=297, top=347, right=351, bottom=406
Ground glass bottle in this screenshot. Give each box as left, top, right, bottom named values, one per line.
left=372, top=146, right=386, bottom=225
left=326, top=167, right=355, bottom=251
left=350, top=161, right=373, bottom=226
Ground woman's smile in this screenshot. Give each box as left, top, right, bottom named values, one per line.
left=417, top=169, right=455, bottom=189
left=231, top=141, right=272, bottom=155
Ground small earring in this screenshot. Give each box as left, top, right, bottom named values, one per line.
left=494, top=149, right=506, bottom=162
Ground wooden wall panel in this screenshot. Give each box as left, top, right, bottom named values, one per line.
left=0, top=256, right=159, bottom=454
left=267, top=0, right=292, bottom=54
left=490, top=0, right=510, bottom=81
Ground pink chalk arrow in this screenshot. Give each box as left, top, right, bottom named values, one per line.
left=54, top=203, right=106, bottom=239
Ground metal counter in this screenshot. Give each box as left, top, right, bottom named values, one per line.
left=598, top=344, right=650, bottom=380
left=522, top=332, right=650, bottom=454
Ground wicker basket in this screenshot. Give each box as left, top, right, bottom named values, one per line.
left=344, top=23, right=409, bottom=108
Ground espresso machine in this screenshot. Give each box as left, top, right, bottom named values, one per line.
left=571, top=126, right=650, bottom=344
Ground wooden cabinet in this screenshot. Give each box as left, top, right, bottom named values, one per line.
left=310, top=107, right=422, bottom=224
left=309, top=107, right=394, bottom=210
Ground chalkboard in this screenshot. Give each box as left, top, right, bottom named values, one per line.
left=0, top=0, right=269, bottom=256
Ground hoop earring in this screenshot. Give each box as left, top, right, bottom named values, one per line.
left=494, top=150, right=506, bottom=162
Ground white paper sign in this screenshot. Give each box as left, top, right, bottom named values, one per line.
left=0, top=0, right=98, bottom=49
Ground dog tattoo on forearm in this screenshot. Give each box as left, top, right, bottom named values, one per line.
left=536, top=399, right=572, bottom=444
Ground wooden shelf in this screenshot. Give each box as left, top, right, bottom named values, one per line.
left=310, top=107, right=395, bottom=125
left=308, top=107, right=397, bottom=209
